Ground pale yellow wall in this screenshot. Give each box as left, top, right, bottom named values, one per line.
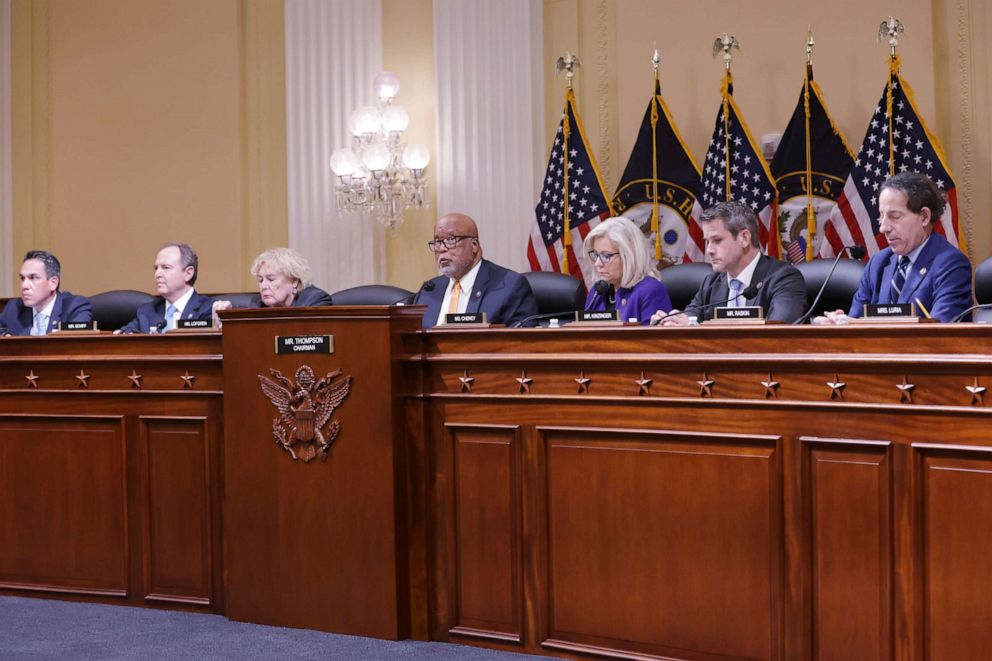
left=382, top=0, right=437, bottom=286
left=10, top=0, right=286, bottom=297
left=543, top=0, right=992, bottom=261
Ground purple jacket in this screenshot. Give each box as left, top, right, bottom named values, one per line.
left=584, top=276, right=672, bottom=325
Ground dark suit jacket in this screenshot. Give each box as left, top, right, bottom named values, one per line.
left=118, top=290, right=214, bottom=333
left=684, top=254, right=807, bottom=323
left=0, top=291, right=93, bottom=336
left=849, top=232, right=973, bottom=323
left=412, top=259, right=539, bottom=328
left=248, top=285, right=333, bottom=308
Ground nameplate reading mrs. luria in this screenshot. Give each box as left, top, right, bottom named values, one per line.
left=58, top=321, right=98, bottom=331
left=177, top=319, right=212, bottom=329
left=865, top=303, right=915, bottom=317
left=275, top=335, right=334, bottom=355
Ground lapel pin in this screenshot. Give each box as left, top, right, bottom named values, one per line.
left=919, top=267, right=926, bottom=275
left=475, top=291, right=481, bottom=298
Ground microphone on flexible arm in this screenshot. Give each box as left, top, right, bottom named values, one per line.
left=949, top=302, right=988, bottom=324
left=153, top=319, right=167, bottom=334
left=509, top=310, right=577, bottom=329
left=792, top=245, right=867, bottom=325
left=593, top=279, right=616, bottom=309
left=650, top=283, right=761, bottom=325
left=509, top=279, right=614, bottom=328
left=395, top=279, right=436, bottom=305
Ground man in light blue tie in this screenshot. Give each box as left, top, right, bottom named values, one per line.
left=653, top=201, right=807, bottom=324
left=117, top=243, right=214, bottom=334
left=0, top=251, right=92, bottom=336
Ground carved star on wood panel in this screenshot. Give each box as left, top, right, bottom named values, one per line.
left=575, top=371, right=591, bottom=394
left=180, top=370, right=197, bottom=389
left=761, top=373, right=779, bottom=399
left=697, top=372, right=715, bottom=398
left=635, top=372, right=652, bottom=396
left=515, top=371, right=533, bottom=394
left=25, top=370, right=39, bottom=388
left=826, top=374, right=846, bottom=401
left=458, top=370, right=474, bottom=393
left=896, top=375, right=915, bottom=404
left=966, top=377, right=986, bottom=406
left=128, top=370, right=143, bottom=389
left=75, top=370, right=91, bottom=388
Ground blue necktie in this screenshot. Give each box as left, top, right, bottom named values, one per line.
left=890, top=256, right=910, bottom=303
left=32, top=313, right=48, bottom=336
left=165, top=304, right=178, bottom=331
left=728, top=278, right=743, bottom=307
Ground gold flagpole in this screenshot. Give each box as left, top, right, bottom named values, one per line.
left=879, top=17, right=904, bottom=177
left=650, top=49, right=661, bottom=260
left=713, top=33, right=739, bottom=201
left=555, top=52, right=581, bottom=274
left=804, top=30, right=816, bottom=261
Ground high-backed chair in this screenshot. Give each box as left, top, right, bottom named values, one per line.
left=971, top=256, right=992, bottom=322
left=521, top=271, right=585, bottom=319
left=794, top=258, right=865, bottom=318
left=656, top=262, right=712, bottom=311
left=210, top=292, right=258, bottom=309
left=89, top=290, right=155, bottom=331
left=330, top=284, right=414, bottom=306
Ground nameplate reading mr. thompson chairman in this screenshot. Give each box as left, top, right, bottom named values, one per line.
left=275, top=335, right=334, bottom=355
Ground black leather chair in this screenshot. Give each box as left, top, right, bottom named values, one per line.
left=656, top=263, right=712, bottom=311
left=973, top=256, right=992, bottom=305
left=89, top=290, right=155, bottom=331
left=521, top=272, right=585, bottom=319
left=330, top=284, right=414, bottom=306
left=794, top=258, right=865, bottom=318
left=210, top=292, right=258, bottom=308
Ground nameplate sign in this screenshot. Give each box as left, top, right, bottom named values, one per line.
left=866, top=303, right=914, bottom=318
left=713, top=306, right=763, bottom=320
left=58, top=321, right=98, bottom=331
left=576, top=310, right=619, bottom=322
left=445, top=312, right=487, bottom=325
left=275, top=335, right=334, bottom=355
left=177, top=319, right=212, bottom=329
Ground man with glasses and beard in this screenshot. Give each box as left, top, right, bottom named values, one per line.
left=413, top=212, right=538, bottom=328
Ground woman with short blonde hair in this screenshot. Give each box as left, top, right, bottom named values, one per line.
left=582, top=216, right=671, bottom=324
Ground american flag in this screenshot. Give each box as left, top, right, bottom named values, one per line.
left=528, top=89, right=613, bottom=287
left=819, top=58, right=965, bottom=258
left=698, top=71, right=780, bottom=258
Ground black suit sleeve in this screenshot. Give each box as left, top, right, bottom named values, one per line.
left=762, top=263, right=808, bottom=323
left=500, top=276, right=539, bottom=327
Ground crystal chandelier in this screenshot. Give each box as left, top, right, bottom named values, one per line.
left=329, top=72, right=431, bottom=234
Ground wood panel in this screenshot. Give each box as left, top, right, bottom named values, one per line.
left=443, top=424, right=522, bottom=642
left=140, top=416, right=212, bottom=605
left=0, top=415, right=128, bottom=596
left=803, top=437, right=892, bottom=661
left=538, top=427, right=781, bottom=661
left=917, top=444, right=992, bottom=661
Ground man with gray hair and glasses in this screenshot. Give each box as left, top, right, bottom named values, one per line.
left=0, top=250, right=93, bottom=336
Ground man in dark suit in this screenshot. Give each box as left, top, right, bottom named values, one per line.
left=820, top=172, right=972, bottom=323
left=652, top=201, right=806, bottom=324
left=0, top=250, right=92, bottom=335
left=118, top=243, right=214, bottom=333
left=413, top=212, right=538, bottom=328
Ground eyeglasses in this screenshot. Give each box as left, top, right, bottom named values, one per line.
left=427, top=235, right=477, bottom=252
left=587, top=251, right=620, bottom=264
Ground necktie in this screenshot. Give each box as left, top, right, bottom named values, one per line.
left=447, top=281, right=462, bottom=315
left=728, top=278, right=743, bottom=307
left=890, top=256, right=910, bottom=303
left=165, top=304, right=178, bottom=331
left=32, top=313, right=48, bottom=336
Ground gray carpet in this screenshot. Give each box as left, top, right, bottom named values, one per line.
left=0, top=596, right=545, bottom=660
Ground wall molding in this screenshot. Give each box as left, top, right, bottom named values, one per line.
left=0, top=0, right=13, bottom=294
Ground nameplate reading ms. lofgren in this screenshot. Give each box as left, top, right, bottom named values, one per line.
left=275, top=335, right=334, bottom=355
left=177, top=319, right=212, bottom=329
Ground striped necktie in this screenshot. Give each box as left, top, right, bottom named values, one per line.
left=890, top=256, right=910, bottom=303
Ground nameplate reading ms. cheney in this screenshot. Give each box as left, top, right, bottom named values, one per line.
left=275, top=335, right=334, bottom=354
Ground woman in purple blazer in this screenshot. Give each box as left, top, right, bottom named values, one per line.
left=582, top=216, right=672, bottom=325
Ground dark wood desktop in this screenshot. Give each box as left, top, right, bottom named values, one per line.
left=2, top=312, right=991, bottom=660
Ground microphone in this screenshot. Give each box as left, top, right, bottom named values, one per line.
left=152, top=319, right=167, bottom=334
left=395, top=279, right=437, bottom=305
left=651, top=283, right=760, bottom=325
left=509, top=310, right=577, bottom=329
left=949, top=303, right=987, bottom=324
left=593, top=280, right=615, bottom=309
left=792, top=245, right=866, bottom=325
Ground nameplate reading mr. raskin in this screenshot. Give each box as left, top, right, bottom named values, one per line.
left=714, top=306, right=762, bottom=320
left=865, top=303, right=914, bottom=317
left=177, top=319, right=212, bottom=329
left=275, top=335, right=334, bottom=355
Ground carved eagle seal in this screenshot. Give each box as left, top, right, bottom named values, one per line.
left=258, top=365, right=352, bottom=463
